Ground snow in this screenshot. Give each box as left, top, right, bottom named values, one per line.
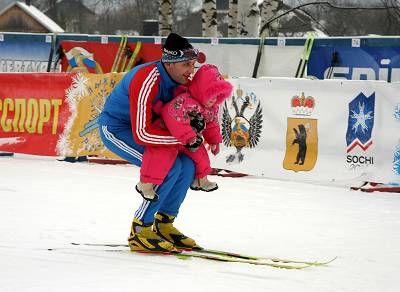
left=1, top=155, right=400, bottom=292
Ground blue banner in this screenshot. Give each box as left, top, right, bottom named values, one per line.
left=308, top=46, right=400, bottom=82
left=0, top=35, right=52, bottom=72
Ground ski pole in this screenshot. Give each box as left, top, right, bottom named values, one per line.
left=252, top=32, right=266, bottom=78
left=46, top=33, right=58, bottom=72
left=326, top=51, right=339, bottom=79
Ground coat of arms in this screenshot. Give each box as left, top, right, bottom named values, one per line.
left=221, top=86, right=263, bottom=163
left=283, top=92, right=318, bottom=171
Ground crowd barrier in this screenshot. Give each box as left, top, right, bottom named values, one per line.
left=1, top=72, right=399, bottom=185
left=2, top=32, right=400, bottom=80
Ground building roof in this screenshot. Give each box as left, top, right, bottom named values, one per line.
left=0, top=1, right=65, bottom=33
left=45, top=0, right=97, bottom=16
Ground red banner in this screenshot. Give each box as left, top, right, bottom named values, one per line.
left=0, top=73, right=73, bottom=156
left=60, top=41, right=162, bottom=73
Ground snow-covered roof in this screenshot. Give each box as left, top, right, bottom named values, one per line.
left=0, top=1, right=64, bottom=33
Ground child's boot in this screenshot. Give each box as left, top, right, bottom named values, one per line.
left=135, top=182, right=159, bottom=201
left=190, top=176, right=218, bottom=192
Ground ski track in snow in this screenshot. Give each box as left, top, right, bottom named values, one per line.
left=1, top=155, right=400, bottom=292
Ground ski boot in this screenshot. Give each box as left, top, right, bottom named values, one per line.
left=135, top=182, right=159, bottom=202
left=128, top=218, right=178, bottom=253
left=190, top=176, right=218, bottom=192
left=153, top=212, right=200, bottom=251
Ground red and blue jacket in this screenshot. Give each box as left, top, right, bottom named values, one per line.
left=99, top=61, right=181, bottom=146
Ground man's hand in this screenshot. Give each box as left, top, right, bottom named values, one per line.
left=210, top=143, right=220, bottom=155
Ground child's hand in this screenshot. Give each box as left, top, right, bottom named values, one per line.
left=185, top=135, right=203, bottom=152
left=210, top=144, right=220, bottom=155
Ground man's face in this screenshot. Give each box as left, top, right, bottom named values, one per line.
left=164, top=60, right=196, bottom=84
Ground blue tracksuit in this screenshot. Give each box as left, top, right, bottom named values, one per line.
left=98, top=60, right=195, bottom=224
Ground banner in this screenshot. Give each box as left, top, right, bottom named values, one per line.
left=212, top=77, right=400, bottom=184
left=2, top=73, right=400, bottom=184
left=0, top=37, right=52, bottom=72
left=0, top=73, right=71, bottom=155
left=308, top=46, right=400, bottom=81
left=0, top=72, right=123, bottom=158
left=60, top=41, right=162, bottom=73
left=57, top=72, right=123, bottom=159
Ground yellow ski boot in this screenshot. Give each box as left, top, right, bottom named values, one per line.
left=153, top=212, right=200, bottom=251
left=128, top=218, right=178, bottom=253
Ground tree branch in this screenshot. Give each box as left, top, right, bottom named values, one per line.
left=260, top=1, right=399, bottom=36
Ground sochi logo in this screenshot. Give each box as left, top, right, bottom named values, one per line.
left=346, top=92, right=375, bottom=153
left=346, top=92, right=375, bottom=168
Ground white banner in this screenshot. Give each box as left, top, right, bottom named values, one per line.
left=212, top=77, right=400, bottom=185
left=196, top=43, right=302, bottom=78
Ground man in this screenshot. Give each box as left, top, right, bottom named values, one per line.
left=98, top=33, right=205, bottom=253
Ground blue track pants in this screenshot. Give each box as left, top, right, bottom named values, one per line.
left=99, top=125, right=195, bottom=224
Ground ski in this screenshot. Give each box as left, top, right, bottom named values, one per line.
left=124, top=41, right=142, bottom=71
left=111, top=35, right=127, bottom=72
left=66, top=245, right=310, bottom=269
left=175, top=251, right=311, bottom=269
left=70, top=242, right=335, bottom=266
left=295, top=32, right=315, bottom=78
left=119, top=45, right=132, bottom=72
left=196, top=248, right=337, bottom=266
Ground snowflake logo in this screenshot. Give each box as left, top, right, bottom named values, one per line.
left=65, top=73, right=89, bottom=104
left=72, top=73, right=89, bottom=97
left=350, top=102, right=373, bottom=134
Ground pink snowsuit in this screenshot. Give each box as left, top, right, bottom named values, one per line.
left=140, top=64, right=233, bottom=185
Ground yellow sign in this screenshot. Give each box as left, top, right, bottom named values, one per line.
left=60, top=72, right=123, bottom=159
left=283, top=117, right=318, bottom=172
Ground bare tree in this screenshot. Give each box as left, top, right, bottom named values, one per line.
left=237, top=0, right=259, bottom=36
left=228, top=0, right=238, bottom=37
left=92, top=0, right=158, bottom=35
left=260, top=0, right=283, bottom=37
left=159, top=0, right=172, bottom=36
left=282, top=0, right=400, bottom=36
left=379, top=0, right=400, bottom=34
left=202, top=0, right=217, bottom=37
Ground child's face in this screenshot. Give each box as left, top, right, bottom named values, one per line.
left=205, top=96, right=217, bottom=108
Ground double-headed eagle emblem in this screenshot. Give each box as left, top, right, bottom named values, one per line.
left=221, top=87, right=263, bottom=163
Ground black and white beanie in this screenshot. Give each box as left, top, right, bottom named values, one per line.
left=162, top=33, right=205, bottom=63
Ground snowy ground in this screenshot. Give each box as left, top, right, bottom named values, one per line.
left=1, top=155, right=400, bottom=292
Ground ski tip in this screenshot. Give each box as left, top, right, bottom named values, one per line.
left=325, top=256, right=338, bottom=264
left=308, top=256, right=338, bottom=266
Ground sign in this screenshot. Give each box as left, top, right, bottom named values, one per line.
left=308, top=46, right=400, bottom=82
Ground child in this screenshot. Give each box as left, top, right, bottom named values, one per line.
left=136, top=64, right=233, bottom=201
